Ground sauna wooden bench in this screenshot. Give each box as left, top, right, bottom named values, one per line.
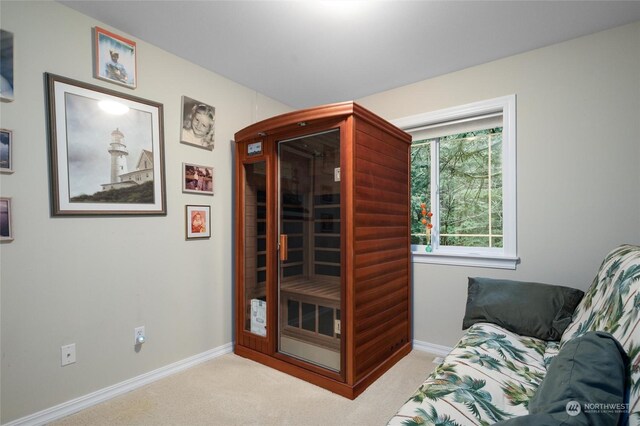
left=280, top=276, right=341, bottom=350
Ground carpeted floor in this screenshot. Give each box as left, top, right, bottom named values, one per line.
left=52, top=350, right=437, bottom=425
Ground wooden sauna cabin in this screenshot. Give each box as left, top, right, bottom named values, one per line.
left=233, top=101, right=412, bottom=399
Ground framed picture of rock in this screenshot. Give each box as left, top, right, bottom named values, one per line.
left=45, top=73, right=166, bottom=216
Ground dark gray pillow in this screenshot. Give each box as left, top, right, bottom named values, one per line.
left=495, top=331, right=628, bottom=426
left=463, top=277, right=584, bottom=341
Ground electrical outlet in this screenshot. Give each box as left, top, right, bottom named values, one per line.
left=61, top=343, right=76, bottom=366
left=134, top=326, right=146, bottom=345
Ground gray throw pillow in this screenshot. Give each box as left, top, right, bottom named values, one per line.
left=463, top=277, right=584, bottom=341
left=496, top=331, right=628, bottom=426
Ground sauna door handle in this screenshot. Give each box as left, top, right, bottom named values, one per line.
left=279, top=234, right=288, bottom=261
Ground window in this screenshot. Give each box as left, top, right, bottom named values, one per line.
left=393, top=95, right=518, bottom=269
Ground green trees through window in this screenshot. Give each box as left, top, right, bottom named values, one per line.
left=411, top=128, right=503, bottom=248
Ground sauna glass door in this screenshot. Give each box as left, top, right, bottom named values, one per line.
left=277, top=129, right=341, bottom=372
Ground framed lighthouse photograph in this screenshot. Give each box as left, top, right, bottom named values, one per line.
left=45, top=73, right=166, bottom=216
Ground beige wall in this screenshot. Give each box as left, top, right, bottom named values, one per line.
left=0, top=1, right=290, bottom=422
left=357, top=21, right=640, bottom=348
left=2, top=1, right=639, bottom=422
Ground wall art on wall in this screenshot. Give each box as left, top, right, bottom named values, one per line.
left=0, top=29, right=14, bottom=102
left=186, top=204, right=211, bottom=240
left=0, top=197, right=12, bottom=241
left=46, top=73, right=166, bottom=216
left=94, top=26, right=137, bottom=89
left=0, top=128, right=12, bottom=173
left=181, top=96, right=215, bottom=150
left=182, top=162, right=214, bottom=195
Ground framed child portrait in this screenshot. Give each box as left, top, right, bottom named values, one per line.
left=0, top=129, right=12, bottom=173
left=181, top=96, right=215, bottom=150
left=186, top=205, right=211, bottom=240
left=94, top=26, right=137, bottom=89
left=182, top=162, right=214, bottom=195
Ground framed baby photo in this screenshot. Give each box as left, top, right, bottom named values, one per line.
left=182, top=162, right=214, bottom=195
left=181, top=96, right=215, bottom=150
left=1, top=29, right=14, bottom=102
left=94, top=26, right=137, bottom=89
left=46, top=73, right=166, bottom=216
left=186, top=205, right=211, bottom=240
left=0, top=129, right=13, bottom=173
left=0, top=197, right=12, bottom=242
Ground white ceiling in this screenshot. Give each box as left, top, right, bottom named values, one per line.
left=59, top=0, right=640, bottom=109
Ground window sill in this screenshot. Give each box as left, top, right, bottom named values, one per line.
left=412, top=248, right=519, bottom=269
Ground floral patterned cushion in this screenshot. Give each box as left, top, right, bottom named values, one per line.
left=388, top=323, right=548, bottom=425
left=559, top=244, right=640, bottom=424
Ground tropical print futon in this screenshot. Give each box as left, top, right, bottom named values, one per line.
left=388, top=244, right=640, bottom=425
left=388, top=322, right=547, bottom=425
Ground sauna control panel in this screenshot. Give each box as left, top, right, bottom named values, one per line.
left=247, top=141, right=263, bottom=156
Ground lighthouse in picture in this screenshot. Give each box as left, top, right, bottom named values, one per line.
left=101, top=127, right=154, bottom=192
left=108, top=128, right=128, bottom=183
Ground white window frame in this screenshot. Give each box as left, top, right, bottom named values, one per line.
left=393, top=95, right=518, bottom=269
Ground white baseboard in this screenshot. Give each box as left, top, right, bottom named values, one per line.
left=4, top=342, right=233, bottom=426
left=412, top=339, right=453, bottom=357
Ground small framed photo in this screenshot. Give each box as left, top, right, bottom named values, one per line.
left=182, top=162, right=214, bottom=195
left=1, top=29, right=14, bottom=102
left=94, top=26, right=137, bottom=89
left=186, top=205, right=210, bottom=240
left=0, top=129, right=12, bottom=173
left=0, top=197, right=12, bottom=242
left=181, top=96, right=215, bottom=150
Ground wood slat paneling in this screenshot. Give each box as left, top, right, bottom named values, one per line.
left=356, top=308, right=408, bottom=346
left=354, top=213, right=407, bottom=228
left=355, top=198, right=408, bottom=217
left=356, top=140, right=408, bottom=169
left=355, top=247, right=408, bottom=269
left=355, top=171, right=408, bottom=191
left=355, top=128, right=408, bottom=162
left=356, top=321, right=408, bottom=378
left=354, top=273, right=407, bottom=307
left=354, top=286, right=408, bottom=321
left=355, top=236, right=408, bottom=255
left=355, top=187, right=407, bottom=206
left=354, top=258, right=407, bottom=283
left=355, top=226, right=407, bottom=241
left=355, top=119, right=383, bottom=140
left=355, top=159, right=408, bottom=189
left=352, top=121, right=409, bottom=384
